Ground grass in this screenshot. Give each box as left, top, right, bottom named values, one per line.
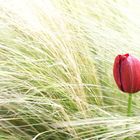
left=1, top=0, right=140, bottom=139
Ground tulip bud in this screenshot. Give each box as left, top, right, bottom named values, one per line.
left=113, top=53, right=140, bottom=93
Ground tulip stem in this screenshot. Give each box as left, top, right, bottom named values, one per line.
left=127, top=94, right=132, bottom=117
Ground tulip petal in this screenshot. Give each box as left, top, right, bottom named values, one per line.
left=129, top=55, right=140, bottom=93
left=121, top=55, right=132, bottom=92
left=113, top=53, right=140, bottom=93
left=113, top=55, right=123, bottom=91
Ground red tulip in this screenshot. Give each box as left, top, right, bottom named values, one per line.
left=113, top=53, right=140, bottom=93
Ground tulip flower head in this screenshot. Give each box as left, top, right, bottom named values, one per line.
left=113, top=53, right=140, bottom=93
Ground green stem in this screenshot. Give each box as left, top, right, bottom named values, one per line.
left=127, top=94, right=132, bottom=117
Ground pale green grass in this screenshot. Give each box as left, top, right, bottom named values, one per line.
left=1, top=0, right=140, bottom=139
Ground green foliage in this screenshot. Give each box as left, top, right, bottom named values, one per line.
left=1, top=0, right=140, bottom=139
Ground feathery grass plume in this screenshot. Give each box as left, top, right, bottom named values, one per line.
left=1, top=0, right=140, bottom=139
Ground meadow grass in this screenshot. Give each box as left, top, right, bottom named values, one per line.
left=1, top=0, right=140, bottom=139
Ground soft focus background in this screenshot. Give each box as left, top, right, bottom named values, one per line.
left=1, top=0, right=140, bottom=139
